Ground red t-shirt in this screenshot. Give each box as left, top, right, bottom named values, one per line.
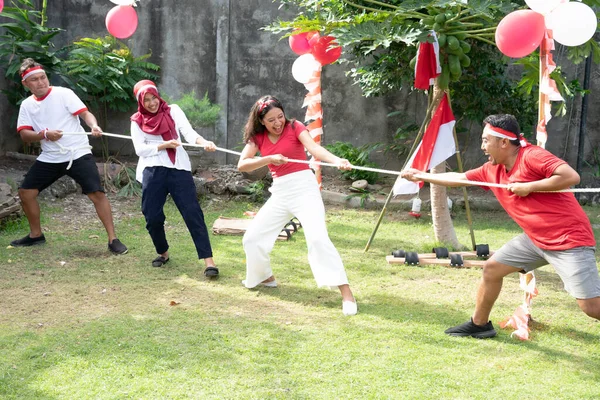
left=252, top=120, right=310, bottom=179
left=465, top=145, right=595, bottom=250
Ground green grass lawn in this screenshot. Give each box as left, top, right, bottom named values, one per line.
left=1, top=194, right=599, bottom=399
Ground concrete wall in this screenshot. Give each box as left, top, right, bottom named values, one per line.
left=1, top=0, right=598, bottom=174
left=18, top=0, right=406, bottom=169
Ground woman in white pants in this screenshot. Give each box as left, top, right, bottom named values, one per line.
left=237, top=95, right=357, bottom=316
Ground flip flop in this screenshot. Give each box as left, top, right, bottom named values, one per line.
left=204, top=266, right=219, bottom=278
left=152, top=256, right=169, bottom=268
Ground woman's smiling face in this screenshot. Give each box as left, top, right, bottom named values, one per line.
left=142, top=92, right=160, bottom=114
left=261, top=107, right=286, bottom=136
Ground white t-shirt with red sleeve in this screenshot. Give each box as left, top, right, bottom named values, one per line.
left=130, top=104, right=201, bottom=183
left=17, top=86, right=91, bottom=163
left=252, top=120, right=310, bottom=179
left=465, top=145, right=595, bottom=250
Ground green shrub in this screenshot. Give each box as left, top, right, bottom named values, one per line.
left=163, top=91, right=222, bottom=129
left=62, top=36, right=160, bottom=115
left=324, top=141, right=381, bottom=183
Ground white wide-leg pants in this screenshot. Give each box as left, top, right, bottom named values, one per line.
left=243, top=170, right=349, bottom=289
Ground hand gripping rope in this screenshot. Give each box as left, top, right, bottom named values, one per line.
left=62, top=131, right=600, bottom=194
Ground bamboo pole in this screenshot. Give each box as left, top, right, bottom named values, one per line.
left=445, top=95, right=477, bottom=250
left=363, top=88, right=443, bottom=252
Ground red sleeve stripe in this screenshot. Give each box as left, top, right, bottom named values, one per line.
left=17, top=125, right=34, bottom=133
left=73, top=107, right=88, bottom=116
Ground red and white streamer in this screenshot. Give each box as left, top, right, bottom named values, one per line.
left=302, top=64, right=324, bottom=188
left=536, top=29, right=564, bottom=146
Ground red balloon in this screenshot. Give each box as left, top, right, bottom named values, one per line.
left=105, top=5, right=138, bottom=39
left=0, top=0, right=4, bottom=14
left=495, top=10, right=545, bottom=58
left=289, top=31, right=319, bottom=55
left=311, top=36, right=342, bottom=65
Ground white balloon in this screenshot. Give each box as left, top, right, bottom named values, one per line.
left=546, top=2, right=598, bottom=47
left=525, top=0, right=562, bottom=14
left=291, top=54, right=321, bottom=84
left=110, top=0, right=137, bottom=5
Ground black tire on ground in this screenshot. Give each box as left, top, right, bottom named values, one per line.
left=433, top=247, right=449, bottom=259
left=475, top=244, right=490, bottom=258
left=285, top=220, right=298, bottom=232
left=392, top=249, right=406, bottom=258
left=404, top=251, right=420, bottom=266
left=450, top=253, right=464, bottom=267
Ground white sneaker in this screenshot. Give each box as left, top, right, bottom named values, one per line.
left=342, top=300, right=358, bottom=316
left=242, top=279, right=278, bottom=288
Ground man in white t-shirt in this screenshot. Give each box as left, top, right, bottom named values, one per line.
left=11, top=58, right=128, bottom=255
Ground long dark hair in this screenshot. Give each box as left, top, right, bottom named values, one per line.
left=243, top=95, right=294, bottom=143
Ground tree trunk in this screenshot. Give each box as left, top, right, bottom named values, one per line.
left=429, top=83, right=462, bottom=249
left=430, top=162, right=461, bottom=248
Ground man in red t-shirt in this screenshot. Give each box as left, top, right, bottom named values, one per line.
left=401, top=114, right=600, bottom=338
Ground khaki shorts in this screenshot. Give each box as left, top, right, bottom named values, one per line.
left=492, top=234, right=600, bottom=299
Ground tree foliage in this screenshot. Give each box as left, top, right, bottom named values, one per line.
left=268, top=0, right=600, bottom=135
left=0, top=0, right=65, bottom=106
left=62, top=36, right=159, bottom=115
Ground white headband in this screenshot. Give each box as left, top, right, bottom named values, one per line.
left=136, top=84, right=157, bottom=100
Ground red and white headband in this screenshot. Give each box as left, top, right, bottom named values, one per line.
left=484, top=123, right=528, bottom=147
left=258, top=99, right=274, bottom=114
left=135, top=83, right=157, bottom=100
left=21, top=66, right=45, bottom=81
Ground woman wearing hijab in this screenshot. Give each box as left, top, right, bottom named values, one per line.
left=130, top=80, right=219, bottom=277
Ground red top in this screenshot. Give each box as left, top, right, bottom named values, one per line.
left=465, top=145, right=595, bottom=250
left=252, top=120, right=310, bottom=179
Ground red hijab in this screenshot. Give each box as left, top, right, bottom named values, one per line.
left=131, top=81, right=177, bottom=164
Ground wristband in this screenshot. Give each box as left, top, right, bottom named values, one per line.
left=41, top=129, right=48, bottom=140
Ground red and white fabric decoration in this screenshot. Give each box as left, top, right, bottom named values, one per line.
left=536, top=29, right=564, bottom=146
left=500, top=272, right=539, bottom=340
left=414, top=32, right=442, bottom=90
left=393, top=93, right=456, bottom=195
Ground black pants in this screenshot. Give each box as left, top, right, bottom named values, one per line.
left=141, top=166, right=213, bottom=259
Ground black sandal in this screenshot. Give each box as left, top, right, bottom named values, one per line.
left=204, top=266, right=219, bottom=278
left=152, top=256, right=169, bottom=268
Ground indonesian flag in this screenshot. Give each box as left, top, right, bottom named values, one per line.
left=393, top=93, right=456, bottom=195
left=414, top=32, right=442, bottom=90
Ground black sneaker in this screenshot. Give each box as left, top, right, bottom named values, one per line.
left=10, top=234, right=46, bottom=247
left=108, top=238, right=128, bottom=255
left=445, top=318, right=497, bottom=338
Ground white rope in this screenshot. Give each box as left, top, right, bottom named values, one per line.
left=413, top=174, right=600, bottom=193
left=62, top=131, right=600, bottom=193
left=61, top=131, right=404, bottom=175
left=44, top=139, right=92, bottom=170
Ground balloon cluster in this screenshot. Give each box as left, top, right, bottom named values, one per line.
left=289, top=31, right=342, bottom=83
left=105, top=0, right=139, bottom=39
left=496, top=0, right=597, bottom=58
